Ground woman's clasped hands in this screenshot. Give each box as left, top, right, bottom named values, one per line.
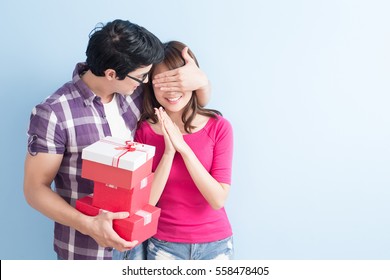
left=154, top=107, right=189, bottom=155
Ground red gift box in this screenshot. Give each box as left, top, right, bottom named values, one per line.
left=75, top=195, right=160, bottom=243
left=92, top=173, right=154, bottom=214
left=75, top=195, right=99, bottom=216
left=81, top=136, right=155, bottom=189
left=114, top=204, right=160, bottom=244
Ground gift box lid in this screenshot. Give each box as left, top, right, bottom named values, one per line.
left=82, top=136, right=155, bottom=171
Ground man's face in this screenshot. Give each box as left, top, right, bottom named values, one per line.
left=117, top=65, right=153, bottom=95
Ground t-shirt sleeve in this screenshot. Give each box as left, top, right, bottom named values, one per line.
left=27, top=103, right=66, bottom=155
left=210, top=117, right=234, bottom=185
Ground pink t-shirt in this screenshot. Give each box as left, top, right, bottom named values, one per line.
left=135, top=115, right=233, bottom=243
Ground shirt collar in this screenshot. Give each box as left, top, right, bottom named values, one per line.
left=72, top=62, right=96, bottom=106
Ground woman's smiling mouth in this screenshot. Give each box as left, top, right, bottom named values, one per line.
left=166, top=96, right=182, bottom=103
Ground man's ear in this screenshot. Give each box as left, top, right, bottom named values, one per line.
left=104, top=69, right=117, bottom=80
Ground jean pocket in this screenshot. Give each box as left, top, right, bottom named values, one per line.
left=151, top=237, right=168, bottom=244
left=215, top=236, right=233, bottom=244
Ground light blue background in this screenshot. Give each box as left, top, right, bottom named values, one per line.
left=1, top=0, right=389, bottom=260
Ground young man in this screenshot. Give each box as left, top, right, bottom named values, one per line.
left=23, top=19, right=210, bottom=260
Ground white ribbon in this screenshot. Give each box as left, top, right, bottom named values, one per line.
left=135, top=210, right=152, bottom=225
left=140, top=177, right=148, bottom=189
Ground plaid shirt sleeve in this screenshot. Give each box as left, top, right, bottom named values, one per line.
left=27, top=102, right=66, bottom=155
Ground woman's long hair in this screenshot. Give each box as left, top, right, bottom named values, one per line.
left=139, top=41, right=221, bottom=133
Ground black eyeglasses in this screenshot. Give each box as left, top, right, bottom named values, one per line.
left=126, top=72, right=149, bottom=84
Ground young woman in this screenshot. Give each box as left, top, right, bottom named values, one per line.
left=135, top=41, right=234, bottom=260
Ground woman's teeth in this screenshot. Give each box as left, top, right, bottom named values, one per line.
left=167, top=97, right=180, bottom=102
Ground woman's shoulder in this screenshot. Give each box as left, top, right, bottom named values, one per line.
left=208, top=114, right=232, bottom=130
left=137, top=119, right=162, bottom=135
left=137, top=120, right=149, bottom=132
left=203, top=114, right=233, bottom=139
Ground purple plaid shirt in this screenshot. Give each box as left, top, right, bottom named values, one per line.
left=27, top=63, right=143, bottom=259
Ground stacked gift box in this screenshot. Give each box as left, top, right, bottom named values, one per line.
left=75, top=136, right=160, bottom=243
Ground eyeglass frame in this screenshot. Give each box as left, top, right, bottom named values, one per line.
left=126, top=72, right=149, bottom=84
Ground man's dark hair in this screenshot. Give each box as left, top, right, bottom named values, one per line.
left=86, top=19, right=164, bottom=79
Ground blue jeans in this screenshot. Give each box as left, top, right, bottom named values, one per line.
left=112, top=241, right=147, bottom=260
left=147, top=236, right=234, bottom=260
